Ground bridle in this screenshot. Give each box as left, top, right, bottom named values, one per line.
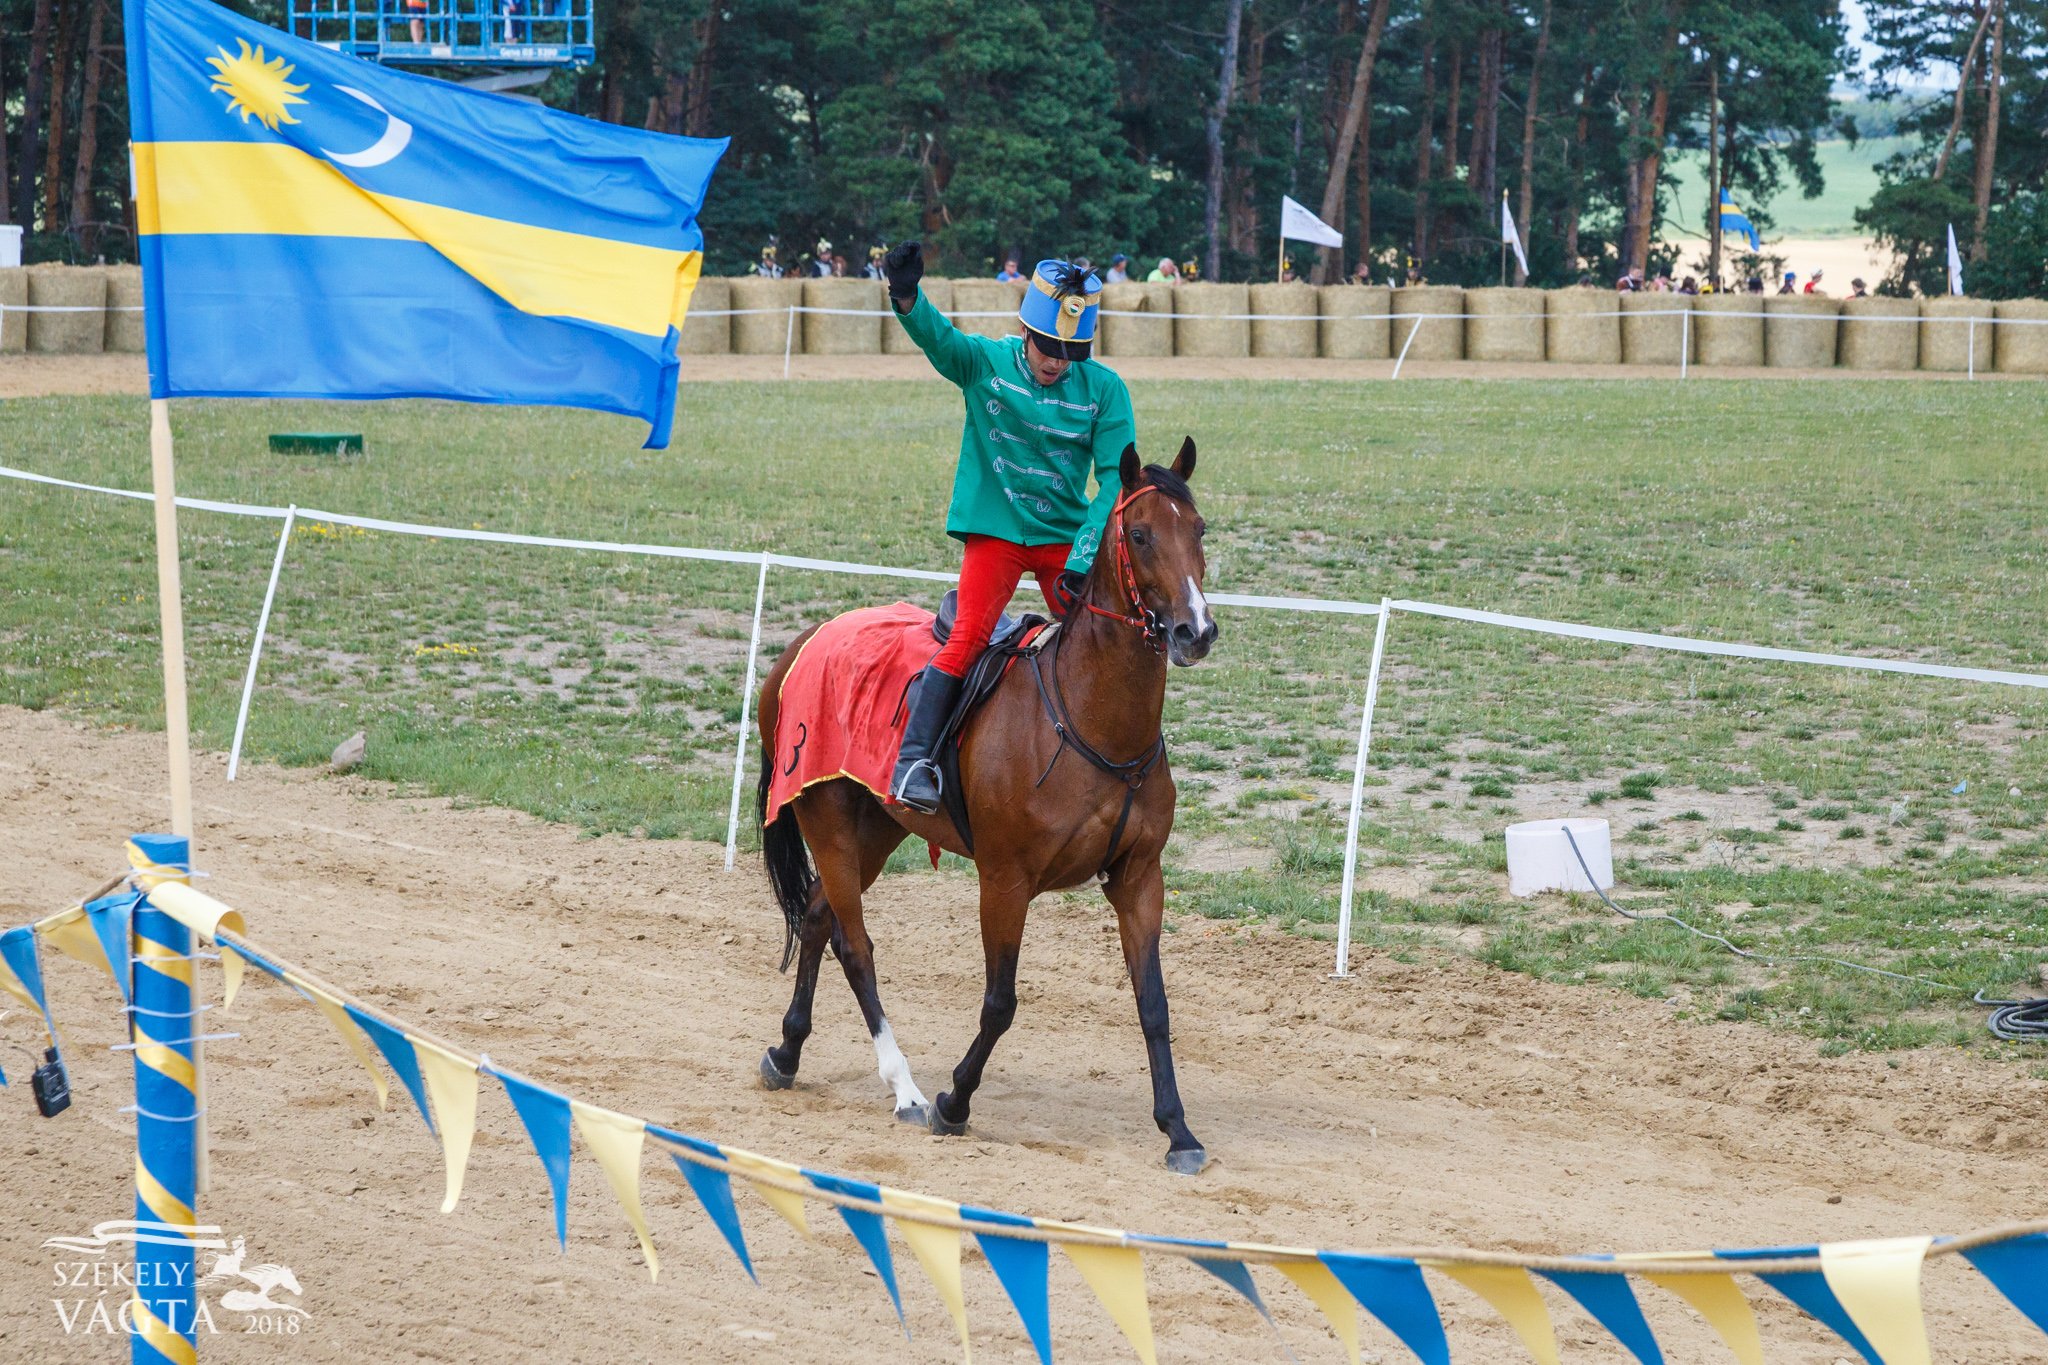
left=1083, top=483, right=1170, bottom=651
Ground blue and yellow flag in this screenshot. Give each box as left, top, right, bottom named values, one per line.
left=123, top=0, right=726, bottom=447
left=1718, top=189, right=1760, bottom=252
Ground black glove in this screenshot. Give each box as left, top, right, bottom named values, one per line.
left=883, top=241, right=924, bottom=306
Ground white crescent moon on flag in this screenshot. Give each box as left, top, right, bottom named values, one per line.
left=320, top=86, right=413, bottom=168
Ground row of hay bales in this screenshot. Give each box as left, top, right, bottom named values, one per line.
left=11, top=266, right=2045, bottom=373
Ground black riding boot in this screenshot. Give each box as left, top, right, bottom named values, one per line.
left=890, top=665, right=961, bottom=814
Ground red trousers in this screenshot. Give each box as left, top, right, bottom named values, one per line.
left=932, top=535, right=1070, bottom=677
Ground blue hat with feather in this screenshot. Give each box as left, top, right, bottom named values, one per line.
left=1020, top=259, right=1103, bottom=360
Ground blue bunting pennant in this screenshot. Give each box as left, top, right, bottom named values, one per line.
left=1132, top=1234, right=1275, bottom=1322
left=1537, top=1264, right=1663, bottom=1365
left=1321, top=1253, right=1450, bottom=1365
left=0, top=926, right=51, bottom=1019
left=805, top=1169, right=906, bottom=1329
left=345, top=1003, right=435, bottom=1135
left=651, top=1127, right=756, bottom=1281
left=496, top=1066, right=575, bottom=1248
left=83, top=894, right=137, bottom=1004
left=963, top=1205, right=1053, bottom=1365
left=1716, top=1246, right=1881, bottom=1365
left=223, top=940, right=288, bottom=980
left=1961, top=1233, right=2048, bottom=1336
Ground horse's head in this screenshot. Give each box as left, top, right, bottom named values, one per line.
left=1097, top=437, right=1218, bottom=667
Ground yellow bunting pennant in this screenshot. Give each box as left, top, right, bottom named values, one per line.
left=722, top=1146, right=810, bottom=1241
left=1278, top=1260, right=1361, bottom=1365
left=882, top=1188, right=971, bottom=1362
left=1428, top=1262, right=1560, bottom=1365
left=288, top=975, right=389, bottom=1110
left=1819, top=1236, right=1934, bottom=1365
left=137, top=881, right=246, bottom=1011
left=43, top=910, right=116, bottom=984
left=570, top=1101, right=660, bottom=1283
left=410, top=1037, right=479, bottom=1214
left=1061, top=1243, right=1157, bottom=1365
left=1618, top=1253, right=1764, bottom=1365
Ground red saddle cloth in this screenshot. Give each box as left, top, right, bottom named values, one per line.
left=763, top=602, right=940, bottom=826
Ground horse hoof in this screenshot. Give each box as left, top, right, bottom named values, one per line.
left=1163, top=1146, right=1208, bottom=1176
left=895, top=1103, right=930, bottom=1127
left=759, top=1050, right=795, bottom=1091
left=927, top=1096, right=969, bottom=1137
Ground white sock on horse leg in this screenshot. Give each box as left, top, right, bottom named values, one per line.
left=872, top=1019, right=928, bottom=1113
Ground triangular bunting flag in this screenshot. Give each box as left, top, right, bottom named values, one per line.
left=134, top=877, right=247, bottom=1011
left=1429, top=1262, right=1560, bottom=1365
left=1962, top=1232, right=2048, bottom=1335
left=882, top=1187, right=971, bottom=1361
left=962, top=1205, right=1053, bottom=1365
left=722, top=1146, right=811, bottom=1241
left=570, top=1100, right=660, bottom=1283
left=651, top=1128, right=755, bottom=1281
left=0, top=926, right=50, bottom=1018
left=224, top=940, right=287, bottom=981
left=289, top=976, right=389, bottom=1110
left=805, top=1170, right=906, bottom=1329
left=1061, top=1243, right=1157, bottom=1365
left=496, top=1065, right=575, bottom=1248
left=1322, top=1253, right=1451, bottom=1365
left=1716, top=1246, right=1881, bottom=1365
left=44, top=910, right=118, bottom=992
left=1617, top=1255, right=1763, bottom=1365
left=1133, top=1237, right=1274, bottom=1324
left=1535, top=1267, right=1663, bottom=1365
left=1818, top=1237, right=1932, bottom=1365
left=1278, top=1259, right=1361, bottom=1365
left=410, top=1037, right=478, bottom=1213
left=345, top=1003, right=435, bottom=1135
left=86, top=895, right=137, bottom=1004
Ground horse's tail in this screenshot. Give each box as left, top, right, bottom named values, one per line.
left=759, top=760, right=816, bottom=973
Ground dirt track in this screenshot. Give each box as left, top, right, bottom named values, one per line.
left=1, top=707, right=2043, bottom=1363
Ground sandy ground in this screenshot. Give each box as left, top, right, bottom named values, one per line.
left=1, top=708, right=2044, bottom=1363
left=3, top=350, right=2019, bottom=400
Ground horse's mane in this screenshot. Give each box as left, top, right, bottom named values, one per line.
left=1141, top=463, right=1195, bottom=508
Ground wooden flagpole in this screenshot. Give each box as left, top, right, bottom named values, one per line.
left=148, top=398, right=194, bottom=839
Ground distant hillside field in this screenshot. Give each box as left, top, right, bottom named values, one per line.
left=1664, top=135, right=1912, bottom=239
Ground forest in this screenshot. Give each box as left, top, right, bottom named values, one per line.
left=3, top=0, right=2043, bottom=295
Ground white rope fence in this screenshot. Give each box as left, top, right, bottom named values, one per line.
left=7, top=459, right=2048, bottom=979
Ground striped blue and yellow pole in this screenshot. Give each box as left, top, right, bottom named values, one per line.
left=127, top=833, right=199, bottom=1365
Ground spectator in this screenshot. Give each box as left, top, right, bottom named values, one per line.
left=1145, top=257, right=1178, bottom=283
left=1349, top=260, right=1373, bottom=285
left=1848, top=277, right=1869, bottom=299
left=1615, top=266, right=1643, bottom=292
left=1070, top=256, right=1093, bottom=275
left=831, top=253, right=848, bottom=277
left=756, top=245, right=782, bottom=279
left=1802, top=269, right=1826, bottom=295
left=500, top=0, right=524, bottom=43
left=1777, top=271, right=1797, bottom=294
left=1179, top=258, right=1200, bottom=281
left=1746, top=276, right=1765, bottom=294
left=996, top=256, right=1025, bottom=282
left=808, top=239, right=836, bottom=279
left=1279, top=255, right=1298, bottom=283
left=406, top=0, right=427, bottom=43
left=863, top=246, right=887, bottom=280
left=1679, top=276, right=1699, bottom=296
left=1104, top=253, right=1130, bottom=285
left=1576, top=272, right=1596, bottom=288
left=1405, top=261, right=1425, bottom=285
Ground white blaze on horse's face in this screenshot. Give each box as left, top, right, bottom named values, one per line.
left=1185, top=576, right=1213, bottom=637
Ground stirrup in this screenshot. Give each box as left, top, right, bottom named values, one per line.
left=891, top=758, right=943, bottom=813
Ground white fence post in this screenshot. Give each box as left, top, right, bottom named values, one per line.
left=782, top=305, right=798, bottom=380
left=1333, top=598, right=1394, bottom=978
left=1679, top=308, right=1690, bottom=380
left=1968, top=316, right=1977, bottom=380
left=1390, top=315, right=1423, bottom=381
left=724, top=552, right=773, bottom=871
left=227, top=505, right=298, bottom=782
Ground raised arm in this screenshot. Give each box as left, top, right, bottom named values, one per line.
left=885, top=241, right=985, bottom=388
left=1066, top=378, right=1138, bottom=575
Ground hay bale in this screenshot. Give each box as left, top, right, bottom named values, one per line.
left=678, top=276, right=730, bottom=355
left=1248, top=282, right=1318, bottom=358
left=950, top=279, right=1026, bottom=340
left=729, top=276, right=802, bottom=354
left=1692, top=293, right=1763, bottom=367
left=1545, top=289, right=1620, bottom=365
left=1098, top=281, right=1172, bottom=357
left=884, top=278, right=950, bottom=354
left=1464, top=287, right=1544, bottom=362
left=1619, top=293, right=1690, bottom=365
left=26, top=265, right=106, bottom=354
left=1837, top=297, right=1918, bottom=372
left=1390, top=286, right=1464, bottom=360
left=1174, top=283, right=1251, bottom=357
left=1994, top=299, right=2048, bottom=375
left=102, top=266, right=146, bottom=353
left=1318, top=284, right=1390, bottom=359
left=1763, top=294, right=1839, bottom=368
left=1919, top=296, right=1994, bottom=372
left=0, top=269, right=25, bottom=354
left=801, top=277, right=883, bottom=354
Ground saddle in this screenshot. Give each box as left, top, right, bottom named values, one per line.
left=910, top=590, right=1055, bottom=854
left=930, top=589, right=1039, bottom=654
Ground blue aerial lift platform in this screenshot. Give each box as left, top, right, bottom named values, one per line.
left=288, top=0, right=594, bottom=74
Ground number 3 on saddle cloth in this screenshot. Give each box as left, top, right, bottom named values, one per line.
left=762, top=595, right=1051, bottom=862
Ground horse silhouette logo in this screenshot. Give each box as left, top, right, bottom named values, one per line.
left=198, top=1236, right=309, bottom=1317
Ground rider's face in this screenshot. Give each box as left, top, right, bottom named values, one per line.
left=1022, top=333, right=1071, bottom=386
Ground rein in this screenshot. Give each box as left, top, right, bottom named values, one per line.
left=1029, top=617, right=1167, bottom=881
left=1083, top=483, right=1169, bottom=650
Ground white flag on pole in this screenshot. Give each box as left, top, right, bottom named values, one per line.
left=1279, top=195, right=1345, bottom=248
left=1946, top=223, right=1965, bottom=296
left=1502, top=193, right=1529, bottom=277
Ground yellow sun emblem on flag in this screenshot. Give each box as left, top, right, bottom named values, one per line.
left=206, top=39, right=308, bottom=130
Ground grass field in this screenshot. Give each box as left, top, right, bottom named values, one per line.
left=1664, top=136, right=1913, bottom=239
left=5, top=378, right=2047, bottom=1058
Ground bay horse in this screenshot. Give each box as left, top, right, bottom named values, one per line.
left=754, top=439, right=1218, bottom=1173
